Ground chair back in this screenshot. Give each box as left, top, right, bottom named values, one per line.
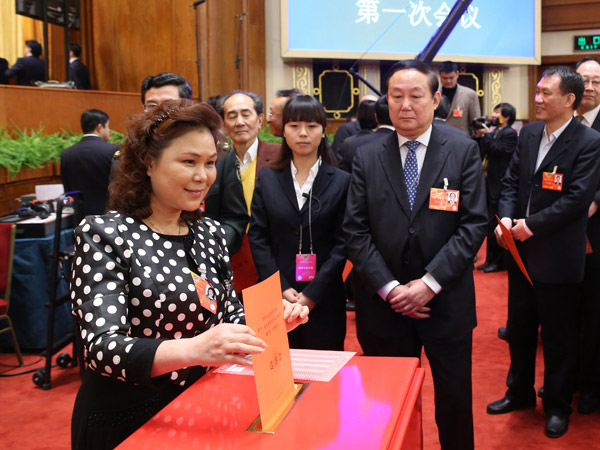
left=0, top=223, right=16, bottom=304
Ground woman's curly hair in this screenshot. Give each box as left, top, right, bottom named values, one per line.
left=108, top=99, right=225, bottom=223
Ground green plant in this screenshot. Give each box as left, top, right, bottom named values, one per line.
left=0, top=126, right=124, bottom=179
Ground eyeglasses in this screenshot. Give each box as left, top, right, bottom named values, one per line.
left=584, top=79, right=600, bottom=88
left=267, top=111, right=281, bottom=118
left=143, top=102, right=159, bottom=111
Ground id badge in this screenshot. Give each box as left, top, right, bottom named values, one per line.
left=452, top=107, right=463, bottom=118
left=429, top=188, right=460, bottom=212
left=542, top=172, right=563, bottom=191
left=199, top=201, right=205, bottom=213
left=295, top=254, right=316, bottom=282
left=191, top=271, right=217, bottom=313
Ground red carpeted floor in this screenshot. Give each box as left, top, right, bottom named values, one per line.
left=1, top=244, right=599, bottom=449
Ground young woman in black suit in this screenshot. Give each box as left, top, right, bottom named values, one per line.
left=248, top=95, right=350, bottom=350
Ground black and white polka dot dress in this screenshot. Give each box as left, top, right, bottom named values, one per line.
left=71, top=212, right=245, bottom=387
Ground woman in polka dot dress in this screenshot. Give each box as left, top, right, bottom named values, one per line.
left=70, top=100, right=309, bottom=450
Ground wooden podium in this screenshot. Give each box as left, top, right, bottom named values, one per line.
left=117, top=356, right=424, bottom=450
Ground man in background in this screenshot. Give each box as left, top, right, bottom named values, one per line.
left=439, top=61, right=481, bottom=135
left=332, top=94, right=379, bottom=161
left=5, top=40, right=45, bottom=86
left=61, top=109, right=119, bottom=221
left=69, top=43, right=92, bottom=90
left=266, top=88, right=300, bottom=137
left=140, top=72, right=193, bottom=109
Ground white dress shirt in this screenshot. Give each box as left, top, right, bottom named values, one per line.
left=290, top=157, right=321, bottom=209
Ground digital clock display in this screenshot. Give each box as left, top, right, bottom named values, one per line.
left=575, top=35, right=600, bottom=51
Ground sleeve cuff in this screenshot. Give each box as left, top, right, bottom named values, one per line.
left=522, top=220, right=534, bottom=237
left=126, top=338, right=168, bottom=388
left=422, top=272, right=442, bottom=294
left=377, top=280, right=400, bottom=301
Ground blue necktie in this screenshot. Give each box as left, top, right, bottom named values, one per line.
left=404, top=141, right=419, bottom=210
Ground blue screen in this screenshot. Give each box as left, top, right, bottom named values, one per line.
left=284, top=0, right=538, bottom=62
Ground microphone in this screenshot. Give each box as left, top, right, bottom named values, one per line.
left=191, top=0, right=206, bottom=6
left=302, top=192, right=310, bottom=199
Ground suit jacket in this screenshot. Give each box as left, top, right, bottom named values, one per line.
left=480, top=125, right=518, bottom=201
left=442, top=84, right=481, bottom=135
left=70, top=59, right=92, bottom=90
left=498, top=118, right=600, bottom=283
left=204, top=139, right=281, bottom=255
left=5, top=56, right=45, bottom=86
left=344, top=122, right=487, bottom=340
left=340, top=127, right=394, bottom=172
left=0, top=58, right=8, bottom=84
left=60, top=136, right=119, bottom=220
left=587, top=114, right=600, bottom=260
left=248, top=161, right=350, bottom=307
left=333, top=120, right=361, bottom=162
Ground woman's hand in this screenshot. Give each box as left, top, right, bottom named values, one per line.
left=297, top=292, right=316, bottom=311
left=282, top=299, right=309, bottom=332
left=282, top=288, right=300, bottom=303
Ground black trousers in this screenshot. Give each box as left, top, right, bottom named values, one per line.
left=359, top=323, right=474, bottom=450
left=506, top=264, right=580, bottom=415
left=483, top=193, right=506, bottom=267
left=578, top=255, right=600, bottom=395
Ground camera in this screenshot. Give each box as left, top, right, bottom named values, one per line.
left=470, top=117, right=492, bottom=131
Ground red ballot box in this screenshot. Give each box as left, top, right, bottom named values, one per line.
left=117, top=356, right=424, bottom=450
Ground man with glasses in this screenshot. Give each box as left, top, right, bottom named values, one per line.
left=140, top=72, right=193, bottom=110
left=574, top=56, right=600, bottom=415
left=266, top=88, right=300, bottom=137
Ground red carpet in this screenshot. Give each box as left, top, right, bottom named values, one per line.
left=1, top=243, right=599, bottom=449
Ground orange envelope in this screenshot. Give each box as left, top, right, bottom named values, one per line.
left=342, top=260, right=353, bottom=282
left=242, top=272, right=298, bottom=433
left=496, top=216, right=533, bottom=286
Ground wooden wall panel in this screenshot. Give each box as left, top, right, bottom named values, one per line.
left=0, top=85, right=140, bottom=134
left=542, top=0, right=600, bottom=31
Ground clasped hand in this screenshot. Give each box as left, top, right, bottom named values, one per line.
left=495, top=217, right=530, bottom=249
left=387, top=280, right=434, bottom=319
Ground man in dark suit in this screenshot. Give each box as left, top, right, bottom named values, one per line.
left=204, top=90, right=280, bottom=291
left=69, top=43, right=92, bottom=90
left=475, top=102, right=518, bottom=273
left=140, top=72, right=193, bottom=110
left=574, top=56, right=600, bottom=414
left=344, top=59, right=487, bottom=450
left=0, top=58, right=8, bottom=84
left=60, top=109, right=119, bottom=221
left=340, top=96, right=395, bottom=172
left=5, top=40, right=45, bottom=86
left=332, top=94, right=378, bottom=162
left=487, top=66, right=600, bottom=439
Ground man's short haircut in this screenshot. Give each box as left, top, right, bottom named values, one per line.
left=494, top=102, right=516, bottom=126
left=140, top=72, right=193, bottom=104
left=435, top=95, right=451, bottom=119
left=356, top=99, right=378, bottom=130
left=575, top=56, right=600, bottom=70
left=81, top=109, right=109, bottom=134
left=385, top=59, right=439, bottom=96
left=375, top=95, right=393, bottom=126
left=220, top=90, right=264, bottom=116
left=70, top=43, right=82, bottom=58
left=541, top=65, right=585, bottom=111
left=26, top=40, right=42, bottom=58
left=439, top=61, right=459, bottom=73
left=275, top=88, right=301, bottom=99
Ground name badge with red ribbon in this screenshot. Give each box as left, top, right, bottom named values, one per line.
left=542, top=167, right=563, bottom=191
left=452, top=107, right=463, bottom=118
left=191, top=270, right=217, bottom=314
left=295, top=254, right=316, bottom=282
left=429, top=178, right=459, bottom=212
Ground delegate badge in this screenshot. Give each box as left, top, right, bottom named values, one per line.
left=542, top=171, right=563, bottom=191
left=295, top=254, right=316, bottom=282
left=452, top=107, right=463, bottom=118
left=429, top=187, right=460, bottom=212
left=191, top=270, right=217, bottom=314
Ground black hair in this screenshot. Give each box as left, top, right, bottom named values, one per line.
left=357, top=99, right=377, bottom=130
left=70, top=43, right=82, bottom=58
left=275, top=88, right=301, bottom=99
left=220, top=90, right=264, bottom=116
left=272, top=95, right=335, bottom=169
left=26, top=40, right=42, bottom=58
left=81, top=109, right=109, bottom=134
left=140, top=72, right=193, bottom=104
left=375, top=96, right=392, bottom=126
left=435, top=95, right=451, bottom=119
left=493, top=102, right=516, bottom=126
left=207, top=95, right=224, bottom=117
left=439, top=61, right=459, bottom=73
left=385, top=59, right=439, bottom=96
left=541, top=66, right=585, bottom=111
left=575, top=56, right=600, bottom=70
